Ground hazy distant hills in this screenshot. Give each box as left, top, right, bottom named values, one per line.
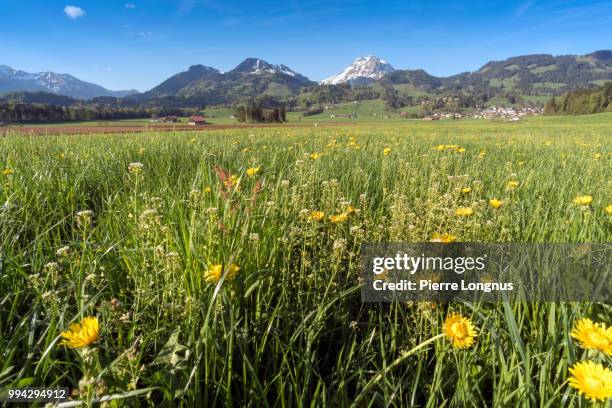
left=0, top=65, right=136, bottom=100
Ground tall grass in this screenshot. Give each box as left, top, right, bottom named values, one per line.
left=1, top=120, right=610, bottom=406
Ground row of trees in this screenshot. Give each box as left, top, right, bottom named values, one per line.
left=0, top=102, right=186, bottom=123
left=235, top=99, right=287, bottom=123
left=294, top=82, right=538, bottom=112
left=544, top=82, right=612, bottom=115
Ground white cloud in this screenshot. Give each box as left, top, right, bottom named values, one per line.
left=125, top=3, right=136, bottom=9
left=64, top=5, right=85, bottom=19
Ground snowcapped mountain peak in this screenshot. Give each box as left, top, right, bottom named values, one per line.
left=0, top=65, right=135, bottom=99
left=0, top=65, right=17, bottom=76
left=321, top=55, right=394, bottom=86
left=36, top=72, right=68, bottom=85
left=230, top=58, right=299, bottom=77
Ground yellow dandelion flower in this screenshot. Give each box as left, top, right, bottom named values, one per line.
left=246, top=166, right=261, bottom=177
left=204, top=264, right=223, bottom=283
left=605, top=205, right=612, bottom=215
left=60, top=317, right=99, bottom=348
left=489, top=199, right=503, bottom=209
left=455, top=207, right=474, bottom=217
left=431, top=233, right=456, bottom=243
left=344, top=205, right=356, bottom=215
left=507, top=180, right=519, bottom=190
left=573, top=195, right=593, bottom=206
left=204, top=263, right=240, bottom=283
left=309, top=211, right=325, bottom=221
left=329, top=213, right=349, bottom=224
left=383, top=147, right=392, bottom=156
left=568, top=360, right=612, bottom=402
left=457, top=148, right=466, bottom=153
left=310, top=152, right=321, bottom=160
left=443, top=313, right=478, bottom=349
left=226, top=263, right=240, bottom=280
left=203, top=186, right=212, bottom=193
left=461, top=187, right=471, bottom=194
left=570, top=318, right=612, bottom=355
left=326, top=139, right=338, bottom=148
left=2, top=168, right=14, bottom=176
left=434, top=144, right=446, bottom=151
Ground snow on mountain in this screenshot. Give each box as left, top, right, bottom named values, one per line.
left=230, top=58, right=299, bottom=77
left=144, top=58, right=315, bottom=102
left=321, top=56, right=394, bottom=86
left=34, top=72, right=79, bottom=94
left=0, top=65, right=135, bottom=99
left=0, top=65, right=17, bottom=76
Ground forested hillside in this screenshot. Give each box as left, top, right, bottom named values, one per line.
left=0, top=102, right=186, bottom=123
left=544, top=82, right=612, bottom=115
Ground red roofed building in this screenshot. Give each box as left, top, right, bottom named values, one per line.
left=189, top=115, right=206, bottom=125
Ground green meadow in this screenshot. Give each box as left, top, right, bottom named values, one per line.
left=1, top=115, right=611, bottom=406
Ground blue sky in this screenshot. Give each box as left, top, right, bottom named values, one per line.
left=0, top=0, right=610, bottom=91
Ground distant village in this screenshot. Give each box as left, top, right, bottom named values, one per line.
left=321, top=102, right=544, bottom=122
left=420, top=106, right=543, bottom=121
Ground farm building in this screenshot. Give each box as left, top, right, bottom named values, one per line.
left=188, top=116, right=206, bottom=125
left=163, top=115, right=179, bottom=123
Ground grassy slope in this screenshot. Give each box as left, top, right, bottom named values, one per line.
left=288, top=99, right=402, bottom=123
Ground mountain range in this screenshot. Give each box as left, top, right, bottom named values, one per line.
left=2, top=51, right=611, bottom=104
left=136, top=58, right=315, bottom=104
left=0, top=65, right=135, bottom=100
left=386, top=50, right=612, bottom=95
left=141, top=51, right=611, bottom=105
